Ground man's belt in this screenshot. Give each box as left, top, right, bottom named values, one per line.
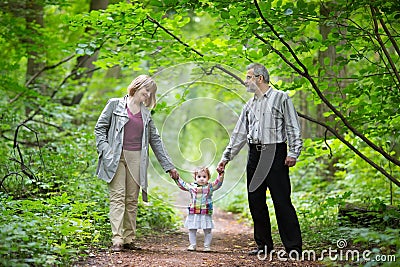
left=249, top=143, right=268, bottom=151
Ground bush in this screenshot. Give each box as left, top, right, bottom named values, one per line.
left=0, top=186, right=180, bottom=266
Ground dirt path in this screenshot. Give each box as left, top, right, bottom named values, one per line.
left=75, top=208, right=324, bottom=267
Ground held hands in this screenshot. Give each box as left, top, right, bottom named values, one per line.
left=284, top=156, right=297, bottom=167
left=168, top=168, right=179, bottom=180
left=216, top=161, right=227, bottom=174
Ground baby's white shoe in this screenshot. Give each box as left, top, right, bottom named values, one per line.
left=203, top=246, right=211, bottom=252
left=187, top=244, right=196, bottom=251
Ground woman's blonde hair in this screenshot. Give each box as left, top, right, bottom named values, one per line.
left=193, top=166, right=210, bottom=180
left=127, top=74, right=157, bottom=108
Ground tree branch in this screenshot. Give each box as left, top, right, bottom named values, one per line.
left=297, top=112, right=400, bottom=187
left=0, top=172, right=23, bottom=194
left=214, top=64, right=245, bottom=85
left=370, top=5, right=400, bottom=89
left=9, top=54, right=76, bottom=104
left=146, top=15, right=204, bottom=57
left=25, top=55, right=75, bottom=87
left=378, top=15, right=400, bottom=57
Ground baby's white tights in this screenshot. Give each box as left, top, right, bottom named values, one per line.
left=189, top=228, right=212, bottom=247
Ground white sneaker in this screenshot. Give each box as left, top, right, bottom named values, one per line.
left=203, top=246, right=211, bottom=252
left=187, top=244, right=196, bottom=251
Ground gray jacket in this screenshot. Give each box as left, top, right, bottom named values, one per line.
left=94, top=95, right=175, bottom=201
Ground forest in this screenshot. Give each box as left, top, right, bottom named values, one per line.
left=0, top=0, right=399, bottom=266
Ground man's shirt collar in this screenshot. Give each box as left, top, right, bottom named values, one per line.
left=253, top=86, right=272, bottom=100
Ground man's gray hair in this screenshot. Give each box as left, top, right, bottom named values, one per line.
left=246, top=63, right=270, bottom=83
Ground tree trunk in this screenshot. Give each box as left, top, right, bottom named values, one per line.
left=317, top=2, right=336, bottom=137
left=23, top=0, right=45, bottom=115
left=317, top=2, right=349, bottom=179
left=77, top=0, right=109, bottom=74
left=298, top=90, right=312, bottom=138
left=75, top=0, right=109, bottom=78
left=64, top=0, right=109, bottom=106
left=25, top=1, right=44, bottom=82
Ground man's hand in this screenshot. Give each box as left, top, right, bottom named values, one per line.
left=217, top=161, right=227, bottom=174
left=284, top=156, right=297, bottom=167
left=168, top=168, right=179, bottom=180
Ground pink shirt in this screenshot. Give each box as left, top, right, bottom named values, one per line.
left=123, top=107, right=143, bottom=151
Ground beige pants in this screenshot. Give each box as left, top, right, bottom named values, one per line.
left=109, top=150, right=141, bottom=245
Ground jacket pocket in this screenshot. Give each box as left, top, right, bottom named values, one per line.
left=101, top=143, right=113, bottom=166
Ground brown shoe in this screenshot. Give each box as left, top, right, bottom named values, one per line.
left=123, top=242, right=142, bottom=250
left=111, top=243, right=123, bottom=252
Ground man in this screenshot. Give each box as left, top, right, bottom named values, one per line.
left=217, top=63, right=303, bottom=257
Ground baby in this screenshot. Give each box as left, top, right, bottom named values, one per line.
left=172, top=166, right=224, bottom=252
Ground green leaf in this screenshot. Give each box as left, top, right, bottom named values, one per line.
left=284, top=8, right=293, bottom=15
left=324, top=56, right=330, bottom=65
left=221, top=10, right=230, bottom=19
left=323, top=111, right=334, bottom=117
left=75, top=48, right=85, bottom=55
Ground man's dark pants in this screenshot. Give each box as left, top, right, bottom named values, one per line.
left=246, top=142, right=302, bottom=253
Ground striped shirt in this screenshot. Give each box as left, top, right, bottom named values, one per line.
left=221, top=88, right=302, bottom=160
left=174, top=174, right=224, bottom=215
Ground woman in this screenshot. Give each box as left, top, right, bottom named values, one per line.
left=94, top=74, right=179, bottom=252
